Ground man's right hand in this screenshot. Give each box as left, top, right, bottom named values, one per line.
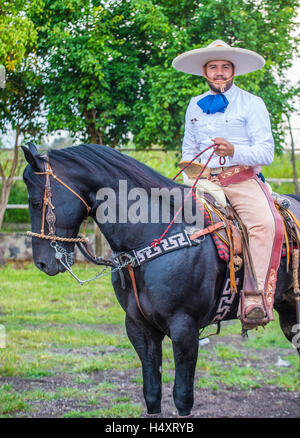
left=212, top=137, right=234, bottom=157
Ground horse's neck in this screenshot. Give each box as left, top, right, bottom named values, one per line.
left=91, top=196, right=172, bottom=253
left=76, top=172, right=170, bottom=252
left=62, top=158, right=185, bottom=253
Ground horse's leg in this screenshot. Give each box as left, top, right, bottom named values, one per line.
left=275, top=287, right=300, bottom=357
left=125, top=314, right=164, bottom=415
left=170, top=314, right=199, bottom=416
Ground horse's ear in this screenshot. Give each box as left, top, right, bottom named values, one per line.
left=21, top=144, right=41, bottom=171
left=27, top=142, right=39, bottom=156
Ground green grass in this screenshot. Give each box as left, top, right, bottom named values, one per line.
left=63, top=403, right=142, bottom=418
left=262, top=152, right=299, bottom=195
left=0, top=263, right=137, bottom=379
left=0, top=384, right=29, bottom=415
left=0, top=263, right=299, bottom=417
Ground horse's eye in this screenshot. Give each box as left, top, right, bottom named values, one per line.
left=31, top=200, right=42, bottom=210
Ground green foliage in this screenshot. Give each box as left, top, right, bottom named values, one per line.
left=2, top=181, right=29, bottom=223
left=0, top=1, right=45, bottom=229
left=0, top=0, right=43, bottom=135
left=27, top=0, right=299, bottom=151
left=0, top=0, right=37, bottom=71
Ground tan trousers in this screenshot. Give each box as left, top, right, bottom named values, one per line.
left=223, top=178, right=275, bottom=289
left=219, top=177, right=284, bottom=318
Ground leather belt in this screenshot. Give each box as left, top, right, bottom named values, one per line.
left=210, top=167, right=227, bottom=175
left=208, top=165, right=255, bottom=186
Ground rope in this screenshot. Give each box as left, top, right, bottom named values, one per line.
left=150, top=145, right=218, bottom=248
left=26, top=231, right=88, bottom=243
left=35, top=169, right=91, bottom=213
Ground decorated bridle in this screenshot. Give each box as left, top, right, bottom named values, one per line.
left=27, top=157, right=90, bottom=243
left=26, top=156, right=121, bottom=284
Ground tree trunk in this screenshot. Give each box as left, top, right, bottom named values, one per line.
left=287, top=115, right=299, bottom=195
left=0, top=128, right=20, bottom=229
left=83, top=108, right=103, bottom=145
left=0, top=179, right=11, bottom=228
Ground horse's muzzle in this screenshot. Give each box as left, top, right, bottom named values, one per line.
left=35, top=258, right=65, bottom=276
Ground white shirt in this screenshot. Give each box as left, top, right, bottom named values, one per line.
left=182, top=83, right=274, bottom=170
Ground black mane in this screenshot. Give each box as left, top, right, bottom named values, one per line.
left=48, top=144, right=182, bottom=192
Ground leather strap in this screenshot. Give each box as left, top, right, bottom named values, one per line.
left=127, top=265, right=147, bottom=319
left=190, top=221, right=225, bottom=240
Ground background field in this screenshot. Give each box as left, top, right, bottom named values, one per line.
left=0, top=262, right=299, bottom=418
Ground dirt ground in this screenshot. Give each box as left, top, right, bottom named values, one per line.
left=1, top=333, right=299, bottom=419
left=1, top=369, right=299, bottom=418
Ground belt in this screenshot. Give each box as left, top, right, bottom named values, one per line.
left=210, top=166, right=228, bottom=175
left=210, top=165, right=255, bottom=187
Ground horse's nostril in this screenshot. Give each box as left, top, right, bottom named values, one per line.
left=36, top=261, right=47, bottom=271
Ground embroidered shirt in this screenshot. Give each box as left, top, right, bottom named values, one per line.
left=182, top=83, right=274, bottom=170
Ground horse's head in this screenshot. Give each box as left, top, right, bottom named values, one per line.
left=22, top=143, right=90, bottom=275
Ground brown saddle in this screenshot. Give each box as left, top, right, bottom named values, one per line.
left=202, top=191, right=300, bottom=326
left=205, top=193, right=300, bottom=262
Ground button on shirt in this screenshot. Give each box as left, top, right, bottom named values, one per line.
left=182, top=83, right=274, bottom=170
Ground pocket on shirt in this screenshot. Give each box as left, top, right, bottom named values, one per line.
left=218, top=116, right=246, bottom=137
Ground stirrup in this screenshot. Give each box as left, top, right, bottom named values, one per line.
left=240, top=289, right=271, bottom=328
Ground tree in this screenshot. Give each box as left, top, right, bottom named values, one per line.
left=133, top=0, right=300, bottom=151
left=26, top=0, right=299, bottom=153
left=0, top=0, right=36, bottom=71
left=0, top=0, right=42, bottom=228
left=282, top=80, right=300, bottom=195
left=30, top=0, right=299, bottom=152
left=29, top=0, right=171, bottom=146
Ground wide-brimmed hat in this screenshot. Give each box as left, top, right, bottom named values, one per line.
left=172, top=40, right=265, bottom=76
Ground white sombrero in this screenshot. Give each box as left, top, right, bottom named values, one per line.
left=172, top=40, right=265, bottom=76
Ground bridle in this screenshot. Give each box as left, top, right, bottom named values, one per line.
left=26, top=156, right=129, bottom=284
left=27, top=157, right=90, bottom=243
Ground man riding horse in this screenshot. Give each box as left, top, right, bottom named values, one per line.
left=172, top=40, right=284, bottom=329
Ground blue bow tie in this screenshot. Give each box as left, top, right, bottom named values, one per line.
left=197, top=93, right=229, bottom=114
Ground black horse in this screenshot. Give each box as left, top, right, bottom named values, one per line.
left=22, top=143, right=299, bottom=417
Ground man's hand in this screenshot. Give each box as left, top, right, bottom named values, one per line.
left=212, top=137, right=234, bottom=157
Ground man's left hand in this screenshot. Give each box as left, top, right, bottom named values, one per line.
left=212, top=137, right=234, bottom=157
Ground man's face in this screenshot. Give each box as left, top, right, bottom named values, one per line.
left=204, top=60, right=234, bottom=93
